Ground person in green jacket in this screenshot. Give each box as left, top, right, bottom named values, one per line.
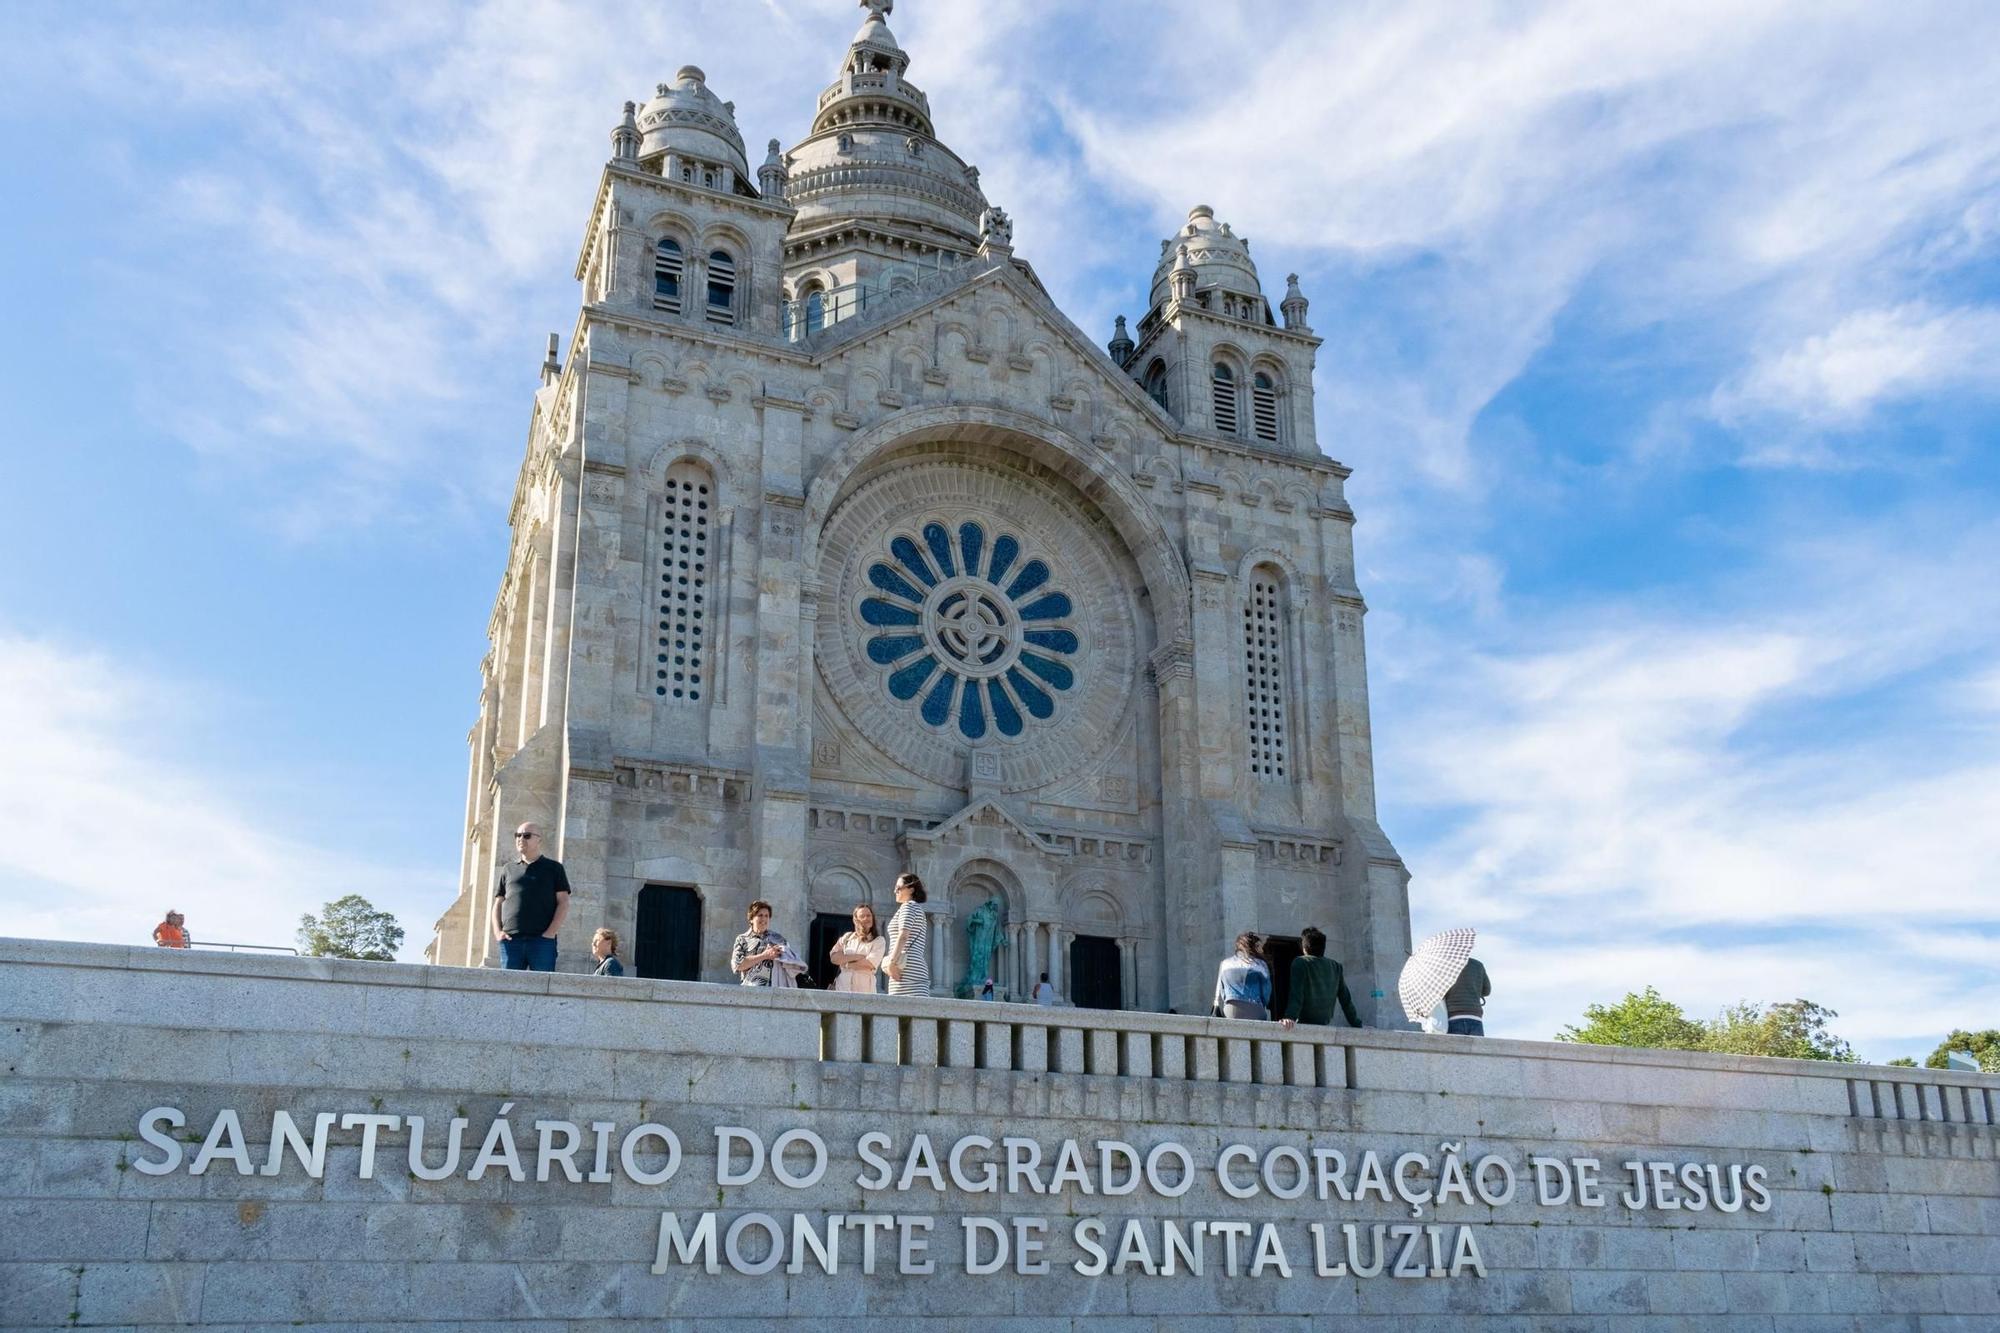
left=1278, top=925, right=1362, bottom=1028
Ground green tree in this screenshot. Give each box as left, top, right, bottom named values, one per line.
left=1924, top=1029, right=2000, bottom=1073
left=1703, top=999, right=1856, bottom=1062
left=1885, top=1057, right=1918, bottom=1067
left=298, top=894, right=405, bottom=961
left=1556, top=986, right=1707, bottom=1050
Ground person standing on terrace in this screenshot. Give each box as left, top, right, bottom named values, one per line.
left=493, top=822, right=570, bottom=972
left=882, top=873, right=930, bottom=996
left=1278, top=925, right=1362, bottom=1029
left=1213, top=932, right=1272, bottom=1021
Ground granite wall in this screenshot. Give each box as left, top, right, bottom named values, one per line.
left=1, top=939, right=1995, bottom=1331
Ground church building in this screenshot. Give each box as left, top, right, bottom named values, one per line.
left=427, top=0, right=1412, bottom=1021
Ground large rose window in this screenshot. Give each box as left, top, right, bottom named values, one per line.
left=860, top=520, right=1079, bottom=740
left=817, top=459, right=1136, bottom=794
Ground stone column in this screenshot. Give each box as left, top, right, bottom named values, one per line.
left=515, top=552, right=545, bottom=750
left=747, top=396, right=813, bottom=935
left=929, top=907, right=955, bottom=997
left=1047, top=924, right=1064, bottom=997
left=1151, top=639, right=1218, bottom=1014
left=1120, top=938, right=1139, bottom=1011
left=538, top=469, right=579, bottom=737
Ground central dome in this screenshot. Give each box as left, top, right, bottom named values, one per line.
left=781, top=0, right=989, bottom=248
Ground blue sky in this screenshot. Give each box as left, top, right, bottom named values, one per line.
left=3, top=0, right=1996, bottom=1061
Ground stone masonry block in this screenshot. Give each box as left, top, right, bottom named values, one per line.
left=830, top=1012, right=864, bottom=1064
left=907, top=1017, right=940, bottom=1067
left=1120, top=1029, right=1152, bottom=1080
left=1154, top=1032, right=1185, bottom=1080
left=1221, top=1038, right=1252, bottom=1084
left=1018, top=1024, right=1049, bottom=1074
left=1055, top=1027, right=1085, bottom=1075
left=944, top=1020, right=976, bottom=1069
left=1087, top=1029, right=1118, bottom=1077
left=0, top=1198, right=151, bottom=1262
left=1647, top=1269, right=1730, bottom=1315
left=865, top=1013, right=901, bottom=1066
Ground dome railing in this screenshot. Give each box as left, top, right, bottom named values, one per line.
left=816, top=72, right=932, bottom=117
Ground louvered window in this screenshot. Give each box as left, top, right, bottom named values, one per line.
left=1243, top=573, right=1288, bottom=780
left=656, top=466, right=712, bottom=701
left=653, top=238, right=684, bottom=314
left=1212, top=363, right=1239, bottom=435
left=705, top=250, right=736, bottom=325
left=1252, top=372, right=1280, bottom=443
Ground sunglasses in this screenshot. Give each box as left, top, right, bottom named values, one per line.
left=514, top=831, right=539, bottom=839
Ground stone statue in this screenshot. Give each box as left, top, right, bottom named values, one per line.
left=958, top=895, right=1006, bottom=998
left=979, top=206, right=1014, bottom=249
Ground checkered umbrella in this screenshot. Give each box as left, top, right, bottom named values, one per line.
left=1398, top=928, right=1477, bottom=1024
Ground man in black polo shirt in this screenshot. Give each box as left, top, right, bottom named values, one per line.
left=493, top=822, right=571, bottom=971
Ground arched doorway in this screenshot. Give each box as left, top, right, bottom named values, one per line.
left=945, top=860, right=1023, bottom=999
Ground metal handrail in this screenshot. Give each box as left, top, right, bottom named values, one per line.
left=184, top=941, right=301, bottom=956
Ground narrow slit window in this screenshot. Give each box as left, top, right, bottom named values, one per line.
left=1212, top=363, right=1239, bottom=435
left=653, top=238, right=684, bottom=314
left=1252, top=372, right=1280, bottom=443
left=706, top=250, right=736, bottom=325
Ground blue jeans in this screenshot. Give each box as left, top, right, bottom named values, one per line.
left=500, top=935, right=557, bottom=971
left=1447, top=1017, right=1485, bottom=1036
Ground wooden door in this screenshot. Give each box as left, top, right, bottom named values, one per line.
left=1069, top=934, right=1123, bottom=1010
left=634, top=884, right=701, bottom=981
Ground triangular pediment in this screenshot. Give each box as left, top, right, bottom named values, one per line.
left=900, top=795, right=1071, bottom=859
left=802, top=259, right=1178, bottom=435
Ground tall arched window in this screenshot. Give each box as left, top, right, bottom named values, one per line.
left=705, top=250, right=736, bottom=325
left=657, top=463, right=713, bottom=702
left=1243, top=569, right=1288, bottom=780
left=803, top=285, right=826, bottom=335
left=1252, top=371, right=1280, bottom=443
left=653, top=238, right=684, bottom=314
left=1142, top=359, right=1169, bottom=412
left=1211, top=362, right=1239, bottom=435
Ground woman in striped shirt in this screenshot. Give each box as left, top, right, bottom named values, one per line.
left=883, top=872, right=930, bottom=996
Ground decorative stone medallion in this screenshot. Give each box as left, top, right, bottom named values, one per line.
left=818, top=458, right=1138, bottom=792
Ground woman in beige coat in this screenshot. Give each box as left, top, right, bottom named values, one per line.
left=828, top=903, right=886, bottom=993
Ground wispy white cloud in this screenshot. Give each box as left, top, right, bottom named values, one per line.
left=0, top=634, right=444, bottom=956
left=1715, top=301, right=2000, bottom=430
left=1050, top=1, right=2000, bottom=488
left=1390, top=513, right=2000, bottom=1058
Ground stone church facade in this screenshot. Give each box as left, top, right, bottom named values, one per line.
left=427, top=0, right=1412, bottom=1020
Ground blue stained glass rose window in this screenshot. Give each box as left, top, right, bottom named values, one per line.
left=860, top=520, right=1079, bottom=740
